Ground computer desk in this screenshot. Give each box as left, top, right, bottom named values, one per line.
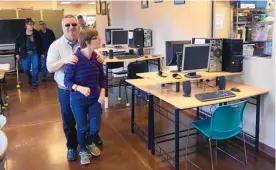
left=126, top=78, right=268, bottom=170
left=98, top=47, right=154, bottom=52
left=103, top=55, right=164, bottom=108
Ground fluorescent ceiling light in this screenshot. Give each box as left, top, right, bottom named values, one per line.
left=88, top=2, right=96, bottom=4
left=60, top=2, right=71, bottom=4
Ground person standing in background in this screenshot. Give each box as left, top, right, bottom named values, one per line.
left=39, top=20, right=56, bottom=81
left=77, top=15, right=89, bottom=30
left=15, top=18, right=43, bottom=89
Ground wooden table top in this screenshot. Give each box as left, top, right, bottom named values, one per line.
left=137, top=71, right=243, bottom=84
left=126, top=79, right=268, bottom=110
left=98, top=47, right=154, bottom=52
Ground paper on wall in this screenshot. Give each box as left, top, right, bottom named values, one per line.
left=215, top=14, right=224, bottom=30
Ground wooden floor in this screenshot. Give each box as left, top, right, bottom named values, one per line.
left=1, top=73, right=275, bottom=170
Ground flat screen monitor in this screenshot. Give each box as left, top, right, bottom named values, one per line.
left=165, top=41, right=191, bottom=71
left=105, top=28, right=123, bottom=45
left=0, top=19, right=25, bottom=45
left=111, top=30, right=128, bottom=45
left=181, top=44, right=211, bottom=78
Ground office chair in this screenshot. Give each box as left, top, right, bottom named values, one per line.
left=119, top=61, right=149, bottom=107
left=185, top=101, right=248, bottom=170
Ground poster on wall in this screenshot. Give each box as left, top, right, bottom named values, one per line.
left=174, top=0, right=185, bottom=4
left=215, top=14, right=224, bottom=30
left=101, top=1, right=107, bottom=15
left=141, top=0, right=148, bottom=8
left=96, top=0, right=101, bottom=15
left=107, top=3, right=111, bottom=26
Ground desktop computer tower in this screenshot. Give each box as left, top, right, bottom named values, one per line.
left=222, top=39, right=243, bottom=72
left=192, top=38, right=223, bottom=72
left=144, top=29, right=152, bottom=47
left=128, top=28, right=144, bottom=48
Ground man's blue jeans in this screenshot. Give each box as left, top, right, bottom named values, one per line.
left=57, top=88, right=78, bottom=149
left=41, top=51, right=47, bottom=78
left=21, top=52, right=39, bottom=86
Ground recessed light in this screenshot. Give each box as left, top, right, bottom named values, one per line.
left=88, top=2, right=96, bottom=4
left=60, top=2, right=71, bottom=4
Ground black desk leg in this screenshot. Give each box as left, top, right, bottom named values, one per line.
left=255, top=95, right=261, bottom=152
left=158, top=58, right=161, bottom=71
left=146, top=60, right=149, bottom=72
left=175, top=108, right=180, bottom=170
left=176, top=82, right=180, bottom=92
left=131, top=86, right=135, bottom=133
left=105, top=64, right=108, bottom=108
left=148, top=94, right=153, bottom=150
left=196, top=107, right=199, bottom=120
left=3, top=76, right=7, bottom=98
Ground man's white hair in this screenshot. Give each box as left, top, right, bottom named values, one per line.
left=61, top=14, right=77, bottom=26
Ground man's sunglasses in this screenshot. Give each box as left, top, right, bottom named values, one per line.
left=64, top=23, right=78, bottom=27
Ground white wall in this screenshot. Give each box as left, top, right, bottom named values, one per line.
left=110, top=1, right=212, bottom=55
left=106, top=1, right=275, bottom=150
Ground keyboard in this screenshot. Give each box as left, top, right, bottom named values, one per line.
left=116, top=55, right=140, bottom=59
left=195, top=90, right=236, bottom=102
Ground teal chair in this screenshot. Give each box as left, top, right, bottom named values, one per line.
left=185, top=101, right=248, bottom=170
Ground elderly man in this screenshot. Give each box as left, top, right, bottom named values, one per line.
left=39, top=20, right=56, bottom=81
left=77, top=15, right=90, bottom=30
left=47, top=14, right=104, bottom=161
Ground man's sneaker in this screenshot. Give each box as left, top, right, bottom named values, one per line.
left=32, top=85, right=38, bottom=89
left=96, top=134, right=103, bottom=146
left=67, top=148, right=77, bottom=161
left=41, top=77, right=47, bottom=82
left=86, top=143, right=101, bottom=156
left=79, top=150, right=91, bottom=165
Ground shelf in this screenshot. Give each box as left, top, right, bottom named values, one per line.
left=234, top=21, right=252, bottom=25
left=234, top=8, right=274, bottom=11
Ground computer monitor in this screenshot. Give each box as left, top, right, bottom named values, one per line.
left=111, top=30, right=128, bottom=45
left=105, top=28, right=123, bottom=45
left=181, top=44, right=211, bottom=78
left=165, top=41, right=191, bottom=71
left=0, top=19, right=25, bottom=45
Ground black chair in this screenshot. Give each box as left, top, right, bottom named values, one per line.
left=119, top=61, right=149, bottom=106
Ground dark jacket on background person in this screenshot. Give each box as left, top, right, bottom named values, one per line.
left=15, top=29, right=43, bottom=57
left=39, top=28, right=56, bottom=53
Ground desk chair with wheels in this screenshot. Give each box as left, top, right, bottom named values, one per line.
left=119, top=61, right=149, bottom=106
left=185, top=101, right=248, bottom=170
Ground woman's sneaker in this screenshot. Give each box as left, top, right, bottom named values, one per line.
left=79, top=150, right=91, bottom=165
left=86, top=143, right=101, bottom=156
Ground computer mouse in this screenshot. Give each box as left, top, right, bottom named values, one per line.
left=230, top=87, right=240, bottom=92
